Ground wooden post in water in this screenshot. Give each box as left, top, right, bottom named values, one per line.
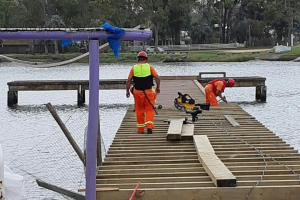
left=46, top=102, right=85, bottom=164
left=255, top=85, right=267, bottom=102
left=7, top=91, right=18, bottom=106
left=77, top=85, right=85, bottom=106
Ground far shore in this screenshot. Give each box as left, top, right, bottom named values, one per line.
left=1, top=47, right=300, bottom=64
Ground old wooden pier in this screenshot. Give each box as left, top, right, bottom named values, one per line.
left=95, top=76, right=300, bottom=200
left=7, top=73, right=300, bottom=199
left=7, top=72, right=266, bottom=106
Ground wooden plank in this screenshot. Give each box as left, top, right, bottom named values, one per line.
left=36, top=179, right=85, bottom=200
left=200, top=153, right=236, bottom=187
left=166, top=119, right=183, bottom=141
left=193, top=135, right=215, bottom=153
left=193, top=135, right=236, bottom=187
left=98, top=186, right=300, bottom=200
left=199, top=72, right=226, bottom=78
left=198, top=77, right=266, bottom=87
left=97, top=174, right=300, bottom=184
left=193, top=80, right=205, bottom=94
left=224, top=115, right=241, bottom=127
left=78, top=188, right=119, bottom=192
left=181, top=124, right=194, bottom=140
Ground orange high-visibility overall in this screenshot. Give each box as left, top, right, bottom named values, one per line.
left=133, top=89, right=156, bottom=132
left=205, top=79, right=226, bottom=107
left=128, top=63, right=158, bottom=132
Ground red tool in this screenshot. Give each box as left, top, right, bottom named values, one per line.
left=129, top=182, right=140, bottom=200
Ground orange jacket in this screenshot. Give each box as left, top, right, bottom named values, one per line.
left=208, top=79, right=226, bottom=95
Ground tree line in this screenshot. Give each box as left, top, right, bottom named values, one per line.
left=0, top=0, right=300, bottom=52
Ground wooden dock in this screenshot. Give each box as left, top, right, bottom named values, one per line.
left=7, top=73, right=266, bottom=106
left=96, top=79, right=300, bottom=200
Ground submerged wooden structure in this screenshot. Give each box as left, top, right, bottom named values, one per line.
left=96, top=78, right=300, bottom=200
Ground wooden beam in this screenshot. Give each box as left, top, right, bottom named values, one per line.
left=199, top=72, right=226, bottom=78
left=46, top=102, right=85, bottom=165
left=198, top=77, right=266, bottom=87
left=224, top=115, right=241, bottom=127
left=97, top=186, right=300, bottom=200
left=194, top=135, right=215, bottom=153
left=78, top=188, right=119, bottom=192
left=181, top=124, right=194, bottom=140
left=166, top=119, right=183, bottom=141
left=193, top=80, right=205, bottom=94
left=36, top=179, right=85, bottom=200
left=193, top=135, right=236, bottom=187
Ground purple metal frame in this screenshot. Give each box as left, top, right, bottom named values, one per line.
left=0, top=29, right=152, bottom=200
left=0, top=30, right=151, bottom=41
left=86, top=40, right=99, bottom=200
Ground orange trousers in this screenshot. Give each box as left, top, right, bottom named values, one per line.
left=133, top=88, right=156, bottom=132
left=205, top=85, right=219, bottom=106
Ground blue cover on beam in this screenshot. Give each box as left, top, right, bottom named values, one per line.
left=61, top=40, right=72, bottom=47
left=101, top=22, right=125, bottom=58
left=61, top=40, right=82, bottom=47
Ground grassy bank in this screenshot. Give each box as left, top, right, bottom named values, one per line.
left=260, top=45, right=300, bottom=61
left=2, top=47, right=299, bottom=63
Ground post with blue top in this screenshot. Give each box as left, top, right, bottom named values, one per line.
left=86, top=39, right=100, bottom=200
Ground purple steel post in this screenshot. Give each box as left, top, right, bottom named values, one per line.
left=86, top=39, right=99, bottom=200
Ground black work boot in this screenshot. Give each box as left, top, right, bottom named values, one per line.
left=147, top=128, right=153, bottom=134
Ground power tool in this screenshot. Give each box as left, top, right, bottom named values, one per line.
left=174, top=92, right=210, bottom=111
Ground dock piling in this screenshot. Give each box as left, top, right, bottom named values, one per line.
left=7, top=91, right=18, bottom=106
left=77, top=85, right=85, bottom=106
left=256, top=85, right=267, bottom=102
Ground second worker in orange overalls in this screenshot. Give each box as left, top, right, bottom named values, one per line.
left=126, top=51, right=160, bottom=134
left=205, top=78, right=235, bottom=106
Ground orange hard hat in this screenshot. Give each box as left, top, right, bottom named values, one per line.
left=227, top=78, right=235, bottom=87
left=137, top=51, right=148, bottom=59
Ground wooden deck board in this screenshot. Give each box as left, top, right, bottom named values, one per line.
left=194, top=136, right=236, bottom=187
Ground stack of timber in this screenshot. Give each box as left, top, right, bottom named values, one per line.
left=97, top=80, right=300, bottom=200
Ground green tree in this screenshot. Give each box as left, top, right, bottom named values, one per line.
left=213, top=0, right=240, bottom=43
left=140, top=0, right=170, bottom=51
left=168, top=0, right=195, bottom=44
left=45, top=15, right=65, bottom=55
left=0, top=0, right=10, bottom=28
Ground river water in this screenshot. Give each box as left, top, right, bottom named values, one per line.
left=0, top=61, right=299, bottom=199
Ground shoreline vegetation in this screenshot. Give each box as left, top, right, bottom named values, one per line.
left=1, top=46, right=300, bottom=64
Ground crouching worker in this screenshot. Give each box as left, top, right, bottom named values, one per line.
left=205, top=78, right=235, bottom=106
left=126, top=51, right=160, bottom=134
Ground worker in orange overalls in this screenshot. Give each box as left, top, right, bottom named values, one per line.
left=205, top=78, right=235, bottom=106
left=126, top=51, right=160, bottom=134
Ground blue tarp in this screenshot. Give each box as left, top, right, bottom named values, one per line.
left=61, top=40, right=82, bottom=47
left=101, top=22, right=125, bottom=58
left=61, top=40, right=73, bottom=47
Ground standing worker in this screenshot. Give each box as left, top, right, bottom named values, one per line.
left=205, top=78, right=235, bottom=106
left=126, top=51, right=160, bottom=134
